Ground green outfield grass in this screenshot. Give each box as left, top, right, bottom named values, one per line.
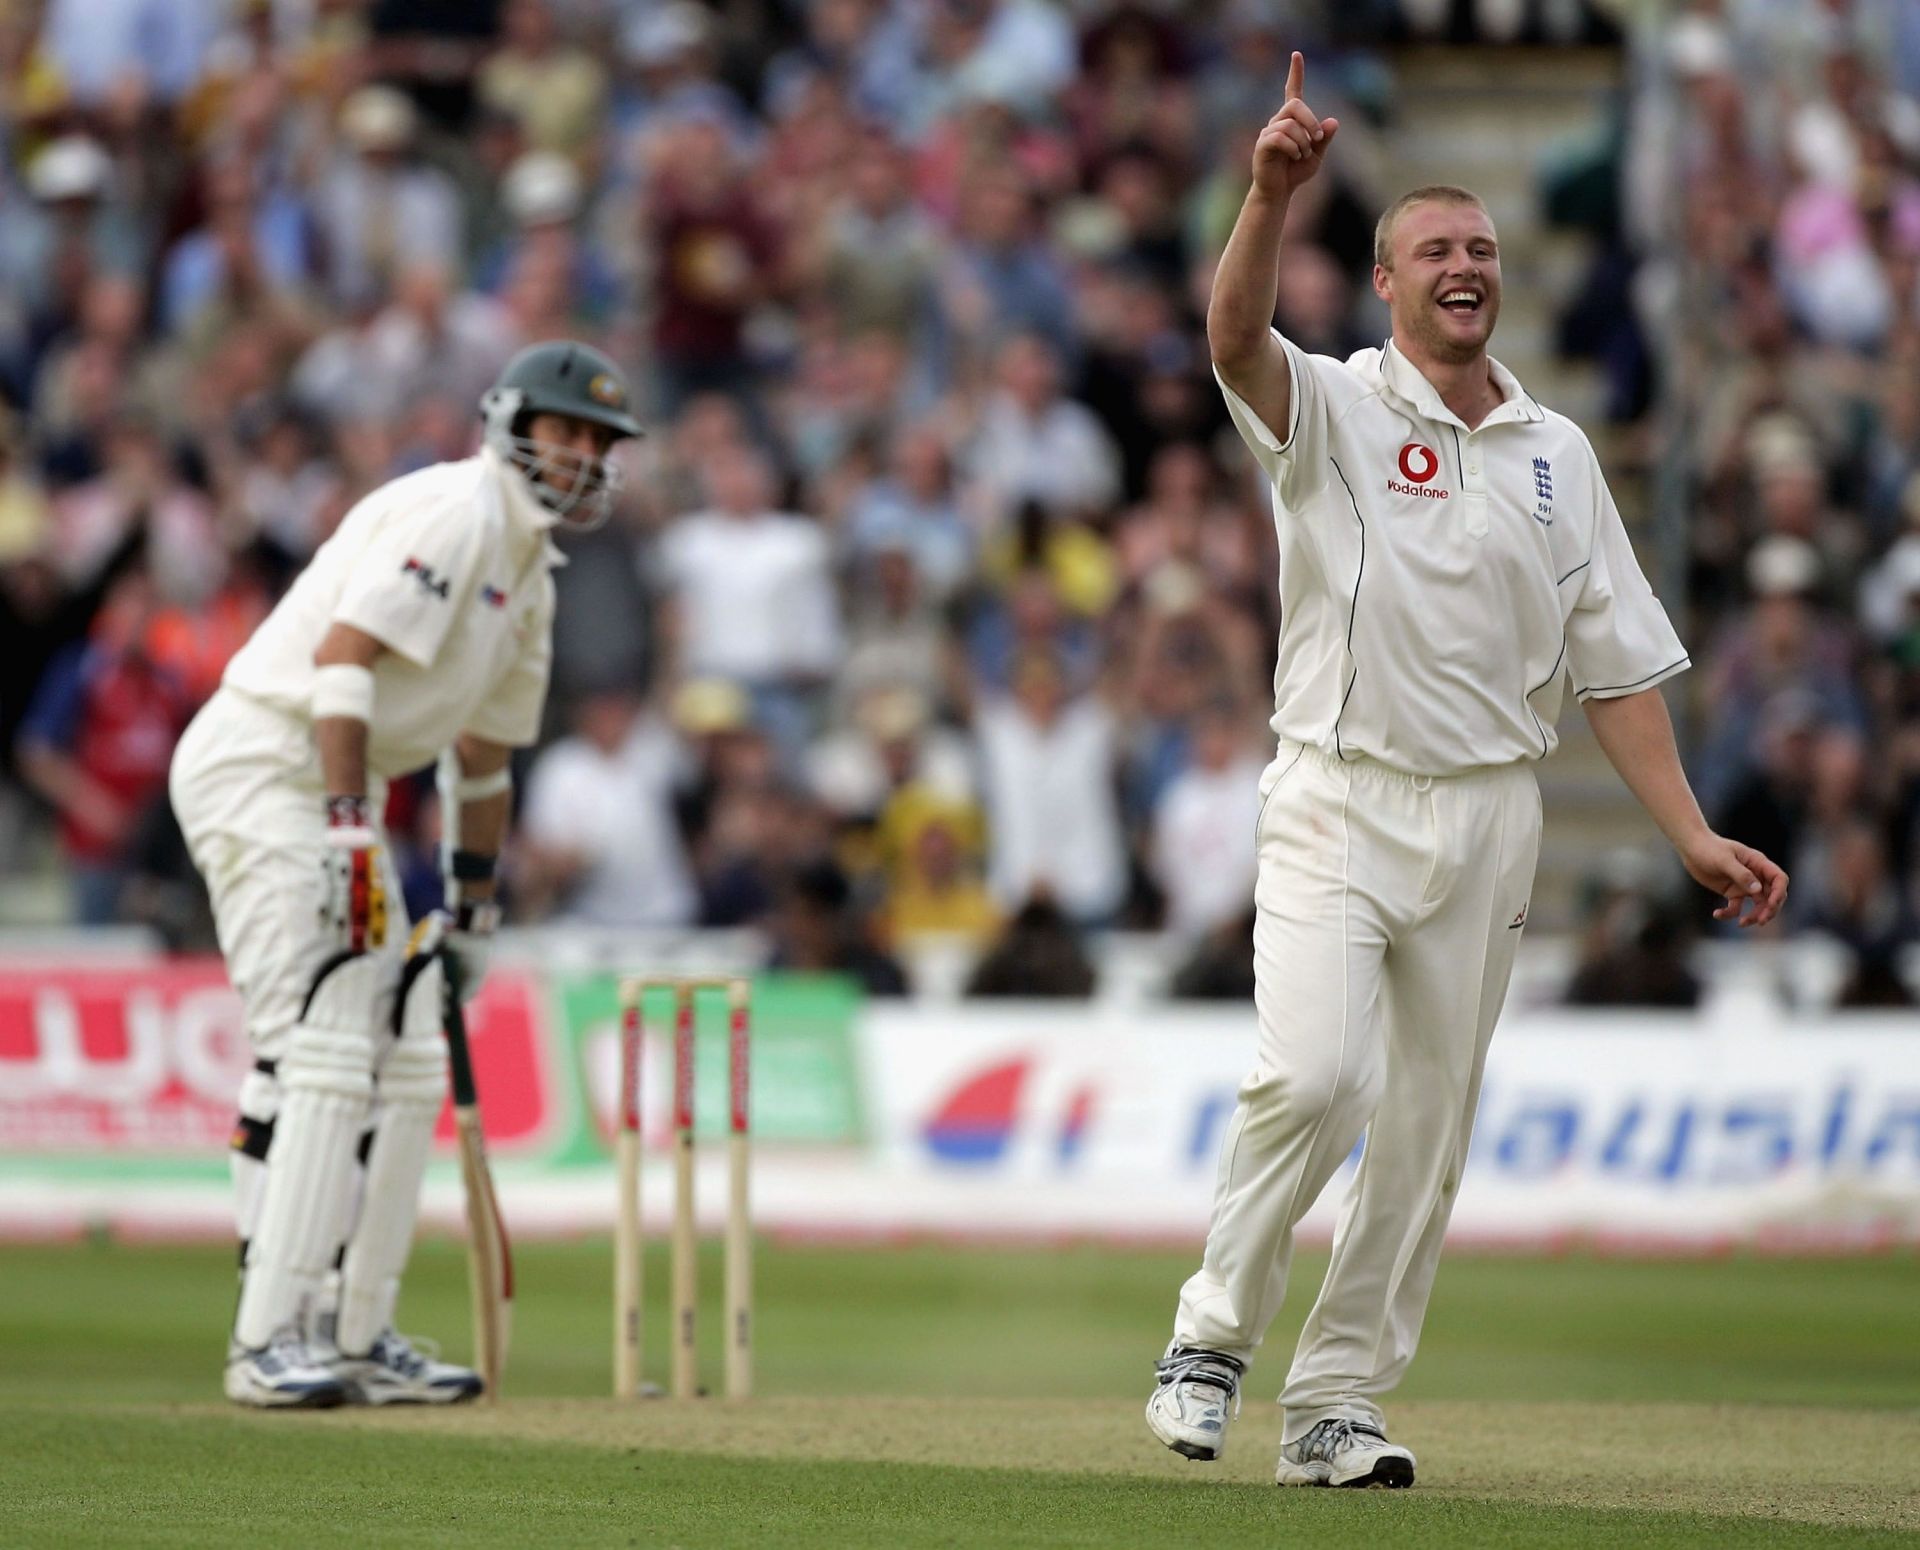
left=2, top=1238, right=1917, bottom=1547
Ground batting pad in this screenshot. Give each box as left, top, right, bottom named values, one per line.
left=228, top=1063, right=280, bottom=1245
left=336, top=975, right=448, bottom=1354
left=232, top=998, right=378, bottom=1350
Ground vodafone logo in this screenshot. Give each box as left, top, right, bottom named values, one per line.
left=1398, top=443, right=1439, bottom=483
left=1389, top=441, right=1449, bottom=500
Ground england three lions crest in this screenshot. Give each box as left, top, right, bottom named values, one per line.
left=1531, top=457, right=1554, bottom=525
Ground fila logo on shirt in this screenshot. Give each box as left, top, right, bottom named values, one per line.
left=479, top=584, right=509, bottom=609
left=1388, top=442, right=1449, bottom=500
left=401, top=556, right=450, bottom=600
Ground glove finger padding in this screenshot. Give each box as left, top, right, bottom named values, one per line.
left=319, top=833, right=389, bottom=953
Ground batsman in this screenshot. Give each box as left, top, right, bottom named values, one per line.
left=1144, top=56, right=1789, bottom=1485
left=170, top=342, right=642, bottom=1407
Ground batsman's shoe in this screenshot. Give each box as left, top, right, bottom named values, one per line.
left=1145, top=1347, right=1245, bottom=1461
left=1274, top=1418, right=1416, bottom=1488
left=224, top=1326, right=349, bottom=1409
left=334, top=1330, right=483, bottom=1406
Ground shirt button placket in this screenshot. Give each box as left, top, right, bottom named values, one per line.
left=1462, top=430, right=1488, bottom=539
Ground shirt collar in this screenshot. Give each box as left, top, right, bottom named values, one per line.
left=484, top=445, right=569, bottom=570
left=1378, top=338, right=1543, bottom=432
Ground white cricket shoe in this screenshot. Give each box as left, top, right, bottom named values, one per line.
left=333, top=1330, right=483, bottom=1406
left=224, top=1326, right=349, bottom=1409
left=1274, top=1417, right=1416, bottom=1488
left=1145, top=1347, right=1245, bottom=1461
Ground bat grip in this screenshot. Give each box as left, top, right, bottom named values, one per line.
left=439, top=954, right=479, bottom=1107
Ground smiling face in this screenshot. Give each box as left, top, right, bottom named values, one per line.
left=1374, top=195, right=1501, bottom=367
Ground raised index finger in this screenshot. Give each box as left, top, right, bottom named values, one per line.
left=1286, top=50, right=1304, bottom=103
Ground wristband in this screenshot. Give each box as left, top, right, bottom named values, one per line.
left=324, top=793, right=376, bottom=849
left=327, top=794, right=371, bottom=826
left=448, top=849, right=497, bottom=884
left=313, top=662, right=375, bottom=723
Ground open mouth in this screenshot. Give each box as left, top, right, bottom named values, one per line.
left=1437, top=289, right=1483, bottom=317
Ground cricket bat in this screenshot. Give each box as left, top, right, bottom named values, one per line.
left=441, top=960, right=513, bottom=1402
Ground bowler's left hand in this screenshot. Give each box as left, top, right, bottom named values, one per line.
left=1679, top=833, right=1788, bottom=928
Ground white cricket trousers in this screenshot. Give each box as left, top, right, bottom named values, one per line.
left=1173, top=738, right=1541, bottom=1441
left=169, top=689, right=405, bottom=1060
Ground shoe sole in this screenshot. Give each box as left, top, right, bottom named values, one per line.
left=346, top=1382, right=485, bottom=1407
left=1144, top=1403, right=1224, bottom=1462
left=1276, top=1456, right=1416, bottom=1489
left=226, top=1385, right=348, bottom=1411
left=1338, top=1457, right=1414, bottom=1489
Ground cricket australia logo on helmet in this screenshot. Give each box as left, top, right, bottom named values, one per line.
left=1388, top=442, right=1448, bottom=499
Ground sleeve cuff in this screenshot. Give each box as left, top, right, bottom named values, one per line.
left=1574, top=654, right=1691, bottom=702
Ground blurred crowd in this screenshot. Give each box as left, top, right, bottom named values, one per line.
left=4, top=0, right=1906, bottom=1006
left=1556, top=0, right=1920, bottom=1009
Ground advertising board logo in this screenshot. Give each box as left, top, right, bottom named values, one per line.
left=923, top=1058, right=1027, bottom=1163
left=920, top=1057, right=1098, bottom=1166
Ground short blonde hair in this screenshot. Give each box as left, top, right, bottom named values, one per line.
left=1373, top=185, right=1488, bottom=270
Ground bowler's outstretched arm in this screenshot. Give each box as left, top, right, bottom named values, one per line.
left=1583, top=686, right=1788, bottom=927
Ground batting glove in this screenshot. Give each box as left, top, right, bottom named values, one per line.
left=444, top=899, right=498, bottom=1003
left=318, top=795, right=389, bottom=953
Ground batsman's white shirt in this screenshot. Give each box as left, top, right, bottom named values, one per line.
left=1224, top=335, right=1686, bottom=775
left=171, top=446, right=559, bottom=1051
left=220, top=444, right=557, bottom=780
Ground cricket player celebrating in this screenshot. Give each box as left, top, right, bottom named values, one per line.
left=1144, top=56, right=1787, bottom=1486
left=170, top=341, right=642, bottom=1407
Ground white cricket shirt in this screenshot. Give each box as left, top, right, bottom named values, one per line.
left=1221, top=335, right=1688, bottom=776
left=222, top=446, right=558, bottom=777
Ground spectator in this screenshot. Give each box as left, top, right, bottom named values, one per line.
left=976, top=647, right=1126, bottom=923
left=474, top=151, right=620, bottom=322
left=645, top=113, right=780, bottom=414
left=765, top=856, right=909, bottom=994
left=938, top=165, right=1077, bottom=364
left=1695, top=535, right=1866, bottom=815
left=874, top=782, right=999, bottom=949
left=808, top=682, right=974, bottom=823
left=965, top=893, right=1096, bottom=997
left=16, top=568, right=194, bottom=924
left=159, top=152, right=315, bottom=334
left=1151, top=699, right=1266, bottom=939
left=805, top=129, right=943, bottom=345
left=52, top=414, right=224, bottom=609
left=1563, top=854, right=1704, bottom=1009
left=1795, top=815, right=1916, bottom=1008
left=965, top=331, right=1123, bottom=527
left=660, top=442, right=843, bottom=756
left=475, top=0, right=607, bottom=162
left=1168, top=904, right=1258, bottom=1001
left=517, top=685, right=698, bottom=928
left=843, top=422, right=976, bottom=606
left=312, top=85, right=463, bottom=309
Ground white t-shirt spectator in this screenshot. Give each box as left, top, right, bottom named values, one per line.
left=661, top=510, right=843, bottom=683
left=520, top=716, right=697, bottom=928
left=1153, top=754, right=1266, bottom=938
left=967, top=390, right=1122, bottom=520
left=977, top=693, right=1126, bottom=920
